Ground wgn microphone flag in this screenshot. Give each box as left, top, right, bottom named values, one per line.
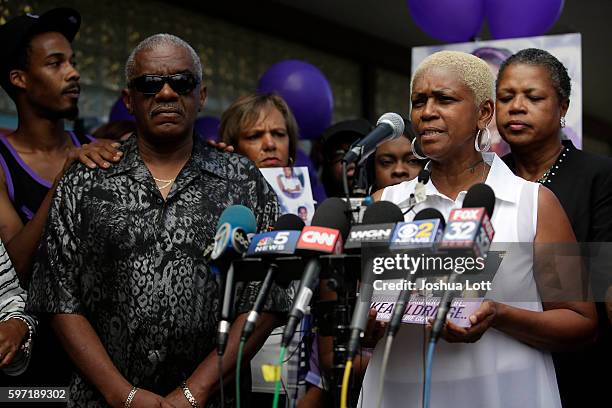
left=347, top=200, right=404, bottom=360
left=344, top=200, right=405, bottom=251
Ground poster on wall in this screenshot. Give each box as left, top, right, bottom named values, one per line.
left=260, top=166, right=315, bottom=225
left=412, top=33, right=582, bottom=155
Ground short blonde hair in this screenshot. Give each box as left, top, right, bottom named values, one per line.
left=220, top=93, right=298, bottom=163
left=412, top=51, right=494, bottom=106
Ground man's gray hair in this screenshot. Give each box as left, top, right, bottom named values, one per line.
left=124, top=33, right=203, bottom=84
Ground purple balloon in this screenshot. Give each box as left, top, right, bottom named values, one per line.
left=407, top=0, right=485, bottom=42
left=195, top=116, right=220, bottom=141
left=108, top=97, right=134, bottom=123
left=257, top=60, right=333, bottom=140
left=487, top=0, right=564, bottom=39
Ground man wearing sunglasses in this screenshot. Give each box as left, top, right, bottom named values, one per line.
left=28, top=33, right=287, bottom=408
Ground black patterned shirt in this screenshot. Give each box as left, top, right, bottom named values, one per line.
left=27, top=135, right=285, bottom=407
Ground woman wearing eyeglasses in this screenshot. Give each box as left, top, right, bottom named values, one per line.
left=360, top=50, right=597, bottom=408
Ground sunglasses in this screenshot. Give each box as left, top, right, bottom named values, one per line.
left=128, top=73, right=199, bottom=95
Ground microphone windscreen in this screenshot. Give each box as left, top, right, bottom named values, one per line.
left=417, top=168, right=430, bottom=184
left=463, top=183, right=496, bottom=218
left=377, top=112, right=405, bottom=138
left=414, top=208, right=446, bottom=229
left=216, top=205, right=257, bottom=233
left=274, top=214, right=305, bottom=231
left=311, top=197, right=351, bottom=240
left=362, top=200, right=404, bottom=224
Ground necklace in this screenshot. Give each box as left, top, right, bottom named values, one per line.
left=536, top=145, right=568, bottom=185
left=467, top=158, right=484, bottom=174
left=153, top=176, right=175, bottom=190
left=426, top=157, right=487, bottom=203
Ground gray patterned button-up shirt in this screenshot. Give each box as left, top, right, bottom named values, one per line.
left=28, top=135, right=285, bottom=407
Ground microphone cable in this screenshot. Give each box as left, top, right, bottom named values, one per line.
left=340, top=359, right=353, bottom=408
left=342, top=160, right=351, bottom=205
left=422, top=270, right=460, bottom=408
left=375, top=335, right=394, bottom=408
left=423, top=340, right=436, bottom=408
left=271, top=345, right=287, bottom=408
left=236, top=265, right=277, bottom=408
left=235, top=339, right=246, bottom=408
left=218, top=354, right=225, bottom=408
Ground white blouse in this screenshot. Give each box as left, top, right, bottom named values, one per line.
left=359, top=153, right=561, bottom=408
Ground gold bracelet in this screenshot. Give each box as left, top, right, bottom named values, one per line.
left=124, top=386, right=138, bottom=408
left=181, top=381, right=199, bottom=408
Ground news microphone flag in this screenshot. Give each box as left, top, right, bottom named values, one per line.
left=296, top=226, right=343, bottom=254
left=438, top=207, right=494, bottom=259
left=345, top=223, right=396, bottom=251
left=241, top=214, right=305, bottom=342
left=212, top=205, right=256, bottom=356
left=247, top=230, right=301, bottom=256
left=289, top=225, right=343, bottom=323
left=390, top=218, right=444, bottom=251
left=282, top=197, right=350, bottom=347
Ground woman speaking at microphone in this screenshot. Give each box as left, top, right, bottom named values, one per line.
left=361, top=51, right=597, bottom=408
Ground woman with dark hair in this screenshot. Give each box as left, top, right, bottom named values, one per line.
left=220, top=93, right=298, bottom=168
left=496, top=47, right=612, bottom=408
left=361, top=50, right=597, bottom=408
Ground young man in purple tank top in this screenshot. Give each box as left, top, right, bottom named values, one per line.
left=0, top=8, right=120, bottom=285
left=0, top=8, right=124, bottom=393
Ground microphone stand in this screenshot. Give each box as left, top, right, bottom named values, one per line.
left=313, top=254, right=359, bottom=408
left=310, top=161, right=362, bottom=407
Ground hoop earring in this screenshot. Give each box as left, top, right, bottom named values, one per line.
left=560, top=117, right=566, bottom=128
left=411, top=138, right=427, bottom=160
left=474, top=128, right=491, bottom=152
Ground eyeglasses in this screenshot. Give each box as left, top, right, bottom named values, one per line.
left=128, top=73, right=199, bottom=95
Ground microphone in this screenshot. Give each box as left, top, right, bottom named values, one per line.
left=431, top=183, right=496, bottom=342
left=344, top=201, right=404, bottom=251
left=387, top=209, right=446, bottom=338
left=342, top=113, right=405, bottom=165
left=240, top=214, right=305, bottom=342
left=347, top=201, right=404, bottom=359
left=213, top=205, right=257, bottom=356
left=205, top=205, right=257, bottom=262
left=282, top=198, right=351, bottom=347
left=414, top=168, right=431, bottom=204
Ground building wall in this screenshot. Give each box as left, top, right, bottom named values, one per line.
left=0, top=0, right=412, bottom=130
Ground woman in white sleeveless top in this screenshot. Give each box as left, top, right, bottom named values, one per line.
left=359, top=51, right=597, bottom=408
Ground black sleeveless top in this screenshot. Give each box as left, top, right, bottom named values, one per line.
left=0, top=131, right=94, bottom=397
left=0, top=131, right=94, bottom=224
